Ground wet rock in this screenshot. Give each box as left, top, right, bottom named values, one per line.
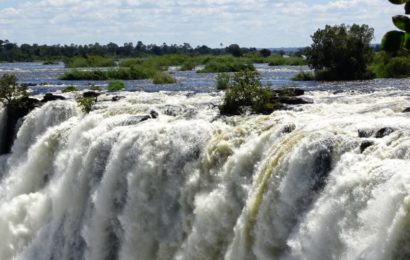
left=112, top=96, right=126, bottom=102
left=312, top=149, right=332, bottom=192
left=139, top=115, right=151, bottom=122
left=282, top=124, right=296, bottom=134
left=403, top=107, right=410, bottom=113
left=41, top=93, right=66, bottom=102
left=360, top=140, right=374, bottom=153
left=358, top=129, right=374, bottom=138
left=83, top=91, right=101, bottom=99
left=375, top=127, right=395, bottom=138
left=21, top=83, right=37, bottom=88
left=1, top=97, right=41, bottom=154
left=278, top=96, right=313, bottom=105
left=271, top=88, right=305, bottom=97
left=150, top=110, right=159, bottom=119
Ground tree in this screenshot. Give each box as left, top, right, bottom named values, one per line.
left=259, top=48, right=272, bottom=58
left=226, top=44, right=242, bottom=57
left=305, top=24, right=374, bottom=80
left=220, top=70, right=279, bottom=115
left=0, top=74, right=28, bottom=106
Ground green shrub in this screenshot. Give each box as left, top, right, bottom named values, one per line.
left=180, top=61, right=196, bottom=71
left=61, top=65, right=158, bottom=80
left=292, top=71, right=315, bottom=81
left=0, top=74, right=28, bottom=106
left=76, top=97, right=95, bottom=113
left=372, top=56, right=410, bottom=78
left=219, top=70, right=278, bottom=115
left=64, top=55, right=115, bottom=68
left=198, top=57, right=255, bottom=73
left=215, top=73, right=231, bottom=90
left=43, top=60, right=59, bottom=65
left=62, top=85, right=79, bottom=92
left=152, top=72, right=176, bottom=84
left=107, top=80, right=125, bottom=91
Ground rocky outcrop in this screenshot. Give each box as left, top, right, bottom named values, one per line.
left=41, top=93, right=66, bottom=102
left=403, top=107, right=410, bottom=113
left=375, top=127, right=395, bottom=138
left=277, top=96, right=314, bottom=105
left=360, top=140, right=374, bottom=153
left=0, top=97, right=41, bottom=154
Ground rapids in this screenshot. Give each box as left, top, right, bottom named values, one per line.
left=0, top=89, right=409, bottom=260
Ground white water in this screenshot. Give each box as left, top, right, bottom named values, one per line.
left=0, top=90, right=409, bottom=260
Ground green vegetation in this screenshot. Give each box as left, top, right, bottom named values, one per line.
left=382, top=0, right=410, bottom=53
left=198, top=57, right=255, bottom=73
left=369, top=51, right=410, bottom=78
left=267, top=55, right=306, bottom=66
left=259, top=49, right=272, bottom=58
left=152, top=72, right=176, bottom=84
left=43, top=60, right=59, bottom=65
left=64, top=55, right=115, bottom=68
left=215, top=73, right=231, bottom=90
left=62, top=86, right=79, bottom=92
left=304, top=24, right=374, bottom=81
left=61, top=65, right=158, bottom=80
left=292, top=71, right=315, bottom=81
left=76, top=97, right=96, bottom=113
left=0, top=74, right=28, bottom=106
left=107, top=80, right=125, bottom=91
left=219, top=70, right=280, bottom=115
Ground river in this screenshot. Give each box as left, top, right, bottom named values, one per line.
left=0, top=63, right=409, bottom=259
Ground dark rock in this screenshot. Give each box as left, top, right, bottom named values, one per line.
left=112, top=96, right=126, bottom=102
left=150, top=110, right=159, bottom=119
left=333, top=90, right=344, bottom=95
left=311, top=148, right=332, bottom=192
left=271, top=88, right=305, bottom=97
left=360, top=141, right=374, bottom=153
left=83, top=91, right=101, bottom=99
left=1, top=98, right=41, bottom=155
left=403, top=107, right=410, bottom=113
left=358, top=129, right=374, bottom=138
left=41, top=93, right=66, bottom=102
left=282, top=124, right=296, bottom=134
left=139, top=115, right=151, bottom=122
left=375, top=127, right=395, bottom=138
left=278, top=96, right=313, bottom=105
left=21, top=83, right=37, bottom=88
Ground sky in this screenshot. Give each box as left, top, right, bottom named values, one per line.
left=0, top=0, right=404, bottom=48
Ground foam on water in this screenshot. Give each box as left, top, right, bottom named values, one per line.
left=0, top=90, right=409, bottom=259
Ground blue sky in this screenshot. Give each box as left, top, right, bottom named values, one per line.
left=0, top=0, right=403, bottom=47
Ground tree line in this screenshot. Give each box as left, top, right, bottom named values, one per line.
left=0, top=40, right=265, bottom=62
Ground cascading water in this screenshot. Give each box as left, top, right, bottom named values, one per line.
left=0, top=90, right=409, bottom=260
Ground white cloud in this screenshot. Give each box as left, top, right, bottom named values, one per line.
left=0, top=0, right=404, bottom=47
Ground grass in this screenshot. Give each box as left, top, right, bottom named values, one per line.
left=152, top=72, right=177, bottom=84
left=107, top=80, right=125, bottom=91
left=61, top=65, right=158, bottom=80
left=198, top=57, right=255, bottom=73
left=62, top=85, right=79, bottom=92
left=64, top=55, right=115, bottom=68
left=267, top=55, right=307, bottom=66
left=215, top=73, right=231, bottom=90
left=292, top=71, right=315, bottom=81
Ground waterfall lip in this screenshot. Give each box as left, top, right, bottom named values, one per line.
left=0, top=89, right=410, bottom=259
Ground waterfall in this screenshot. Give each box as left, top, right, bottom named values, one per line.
left=0, top=106, right=6, bottom=155
left=0, top=90, right=409, bottom=260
